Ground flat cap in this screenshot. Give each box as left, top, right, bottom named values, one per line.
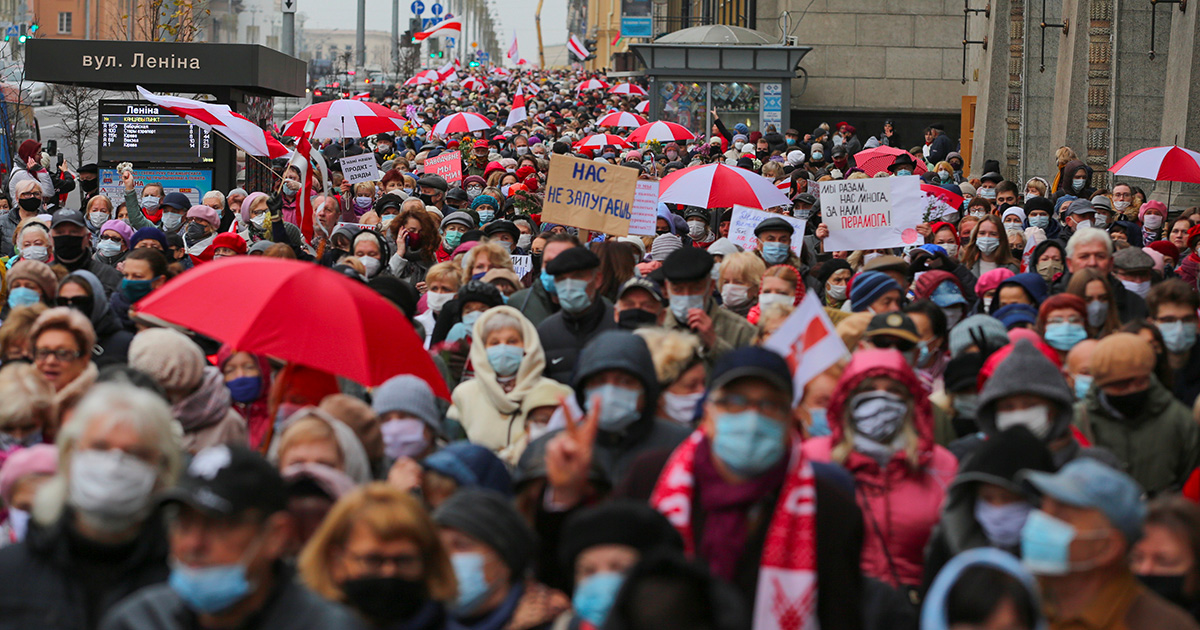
left=544, top=246, right=600, bottom=275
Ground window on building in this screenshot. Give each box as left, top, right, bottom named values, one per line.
left=57, top=12, right=72, bottom=34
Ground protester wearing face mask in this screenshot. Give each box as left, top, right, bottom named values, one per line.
left=0, top=383, right=181, bottom=626
left=963, top=216, right=1019, bottom=276
left=1017, top=459, right=1194, bottom=630
left=436, top=211, right=475, bottom=263
left=350, top=230, right=391, bottom=280
left=922, top=427, right=1054, bottom=590
left=103, top=444, right=361, bottom=630
left=1112, top=247, right=1155, bottom=300
left=630, top=328, right=706, bottom=426
left=912, top=271, right=969, bottom=331
left=1037, top=293, right=1091, bottom=362
left=49, top=209, right=123, bottom=296
left=298, top=483, right=456, bottom=630
left=1130, top=496, right=1200, bottom=622
left=977, top=172, right=1003, bottom=201
left=1054, top=159, right=1095, bottom=201
left=683, top=207, right=716, bottom=247
left=1078, top=333, right=1200, bottom=494
left=902, top=300, right=951, bottom=391
left=368, top=375, right=445, bottom=471
left=470, top=194, right=499, bottom=226
left=753, top=216, right=802, bottom=270
left=1138, top=199, right=1168, bottom=245
left=93, top=219, right=132, bottom=267
left=819, top=259, right=853, bottom=309
left=0, top=442, right=56, bottom=545
left=715, top=251, right=765, bottom=318
left=0, top=180, right=45, bottom=258
left=803, top=348, right=958, bottom=590
left=1145, top=280, right=1200, bottom=407
left=887, top=152, right=918, bottom=178
left=662, top=247, right=757, bottom=364
left=432, top=281, right=506, bottom=385
left=84, top=195, right=114, bottom=241
left=447, top=306, right=565, bottom=455
left=537, top=247, right=617, bottom=384
left=1030, top=238, right=1066, bottom=285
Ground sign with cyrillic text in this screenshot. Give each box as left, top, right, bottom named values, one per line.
left=425, top=150, right=463, bottom=185
left=728, top=205, right=805, bottom=257
left=818, top=175, right=923, bottom=252
left=511, top=254, right=532, bottom=278
left=628, top=180, right=659, bottom=236
left=340, top=153, right=379, bottom=185
left=542, top=154, right=637, bottom=235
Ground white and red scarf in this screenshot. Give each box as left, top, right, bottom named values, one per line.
left=651, top=430, right=819, bottom=630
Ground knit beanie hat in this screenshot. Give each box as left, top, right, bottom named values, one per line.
left=975, top=268, right=1015, bottom=298
left=650, top=233, right=682, bottom=262
left=372, top=375, right=441, bottom=434
left=128, top=328, right=206, bottom=391
left=422, top=441, right=512, bottom=496
left=7, top=260, right=56, bottom=298
left=1090, top=332, right=1156, bottom=386
left=470, top=194, right=499, bottom=211
left=434, top=488, right=535, bottom=580
left=1139, top=199, right=1167, bottom=221
left=848, top=271, right=900, bottom=313
left=559, top=500, right=684, bottom=581
left=949, top=314, right=1009, bottom=358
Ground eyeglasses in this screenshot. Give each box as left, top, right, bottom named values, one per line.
left=712, top=393, right=789, bottom=418
left=34, top=348, right=84, bottom=363
left=100, top=235, right=123, bottom=243
left=55, top=296, right=91, bottom=310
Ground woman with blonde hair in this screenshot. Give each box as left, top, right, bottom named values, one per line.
left=28, top=307, right=97, bottom=426
left=416, top=261, right=466, bottom=347
left=802, top=349, right=957, bottom=590
left=749, top=264, right=803, bottom=324
left=635, top=328, right=706, bottom=425
left=300, top=483, right=457, bottom=629
left=462, top=241, right=513, bottom=280
left=716, top=251, right=766, bottom=318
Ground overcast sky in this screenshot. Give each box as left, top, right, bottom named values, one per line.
left=300, top=0, right=567, bottom=53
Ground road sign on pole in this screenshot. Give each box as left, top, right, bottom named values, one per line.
left=282, top=0, right=296, bottom=13
left=430, top=2, right=442, bottom=14
left=410, top=0, right=424, bottom=14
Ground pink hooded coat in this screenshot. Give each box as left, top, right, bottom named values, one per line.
left=802, top=349, right=958, bottom=588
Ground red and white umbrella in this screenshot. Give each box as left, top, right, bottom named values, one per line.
left=351, top=92, right=370, bottom=101
left=415, top=69, right=441, bottom=81
left=609, top=83, right=646, bottom=96
left=461, top=77, right=485, bottom=91
left=281, top=99, right=406, bottom=138
left=659, top=163, right=791, bottom=210
left=574, top=133, right=630, bottom=150
left=404, top=75, right=435, bottom=86
left=627, top=121, right=696, bottom=143
left=577, top=78, right=609, bottom=91
left=432, top=111, right=494, bottom=136
left=1110, top=145, right=1200, bottom=182
left=596, top=111, right=648, bottom=128
left=853, top=145, right=928, bottom=177
left=635, top=100, right=648, bottom=114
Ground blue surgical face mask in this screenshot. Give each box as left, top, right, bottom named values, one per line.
left=461, top=310, right=482, bottom=330
left=450, top=552, right=494, bottom=616
left=1029, top=215, right=1049, bottom=229
left=712, top=410, right=787, bottom=477
left=975, top=499, right=1033, bottom=548
left=486, top=344, right=524, bottom=376
left=7, top=286, right=40, bottom=309
left=477, top=209, right=495, bottom=224
left=380, top=214, right=396, bottom=227
left=1021, top=509, right=1093, bottom=576
left=585, top=383, right=642, bottom=432
left=1158, top=321, right=1198, bottom=355
left=895, top=169, right=912, bottom=177
left=168, top=561, right=253, bottom=614
left=539, top=269, right=557, bottom=294
left=225, top=376, right=262, bottom=404
left=1043, top=322, right=1087, bottom=351
left=1073, top=374, right=1093, bottom=400
left=669, top=292, right=706, bottom=322
left=807, top=408, right=830, bottom=437
left=762, top=241, right=790, bottom=265
left=556, top=277, right=592, bottom=313
left=975, top=236, right=1000, bottom=255
left=573, top=572, right=624, bottom=627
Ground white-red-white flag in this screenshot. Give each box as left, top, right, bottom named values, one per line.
left=289, top=116, right=320, bottom=243
left=567, top=35, right=589, bottom=60
left=413, top=18, right=462, bottom=41
left=763, top=291, right=849, bottom=404
left=506, top=83, right=527, bottom=128
left=136, top=86, right=288, bottom=159
left=507, top=32, right=519, bottom=61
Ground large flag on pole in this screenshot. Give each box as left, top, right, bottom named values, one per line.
left=567, top=35, right=589, bottom=61
left=507, top=32, right=520, bottom=62
left=413, top=18, right=462, bottom=41
left=506, top=83, right=527, bottom=128
left=289, top=117, right=320, bottom=243
left=763, top=291, right=848, bottom=405
left=136, top=86, right=288, bottom=159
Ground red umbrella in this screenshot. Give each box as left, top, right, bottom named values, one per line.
left=596, top=111, right=648, bottom=128
left=1109, top=145, right=1200, bottom=182
left=281, top=99, right=406, bottom=138
left=574, top=133, right=630, bottom=150
left=659, top=163, right=791, bottom=210
left=627, top=121, right=696, bottom=143
left=134, top=257, right=449, bottom=396
left=853, top=145, right=929, bottom=176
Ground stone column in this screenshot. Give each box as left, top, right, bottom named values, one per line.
left=969, top=0, right=1011, bottom=178
left=1155, top=0, right=1200, bottom=207
left=1047, top=0, right=1089, bottom=160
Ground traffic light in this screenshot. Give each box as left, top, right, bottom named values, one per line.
left=430, top=51, right=444, bottom=58
left=468, top=60, right=479, bottom=67
left=29, top=22, right=38, bottom=34
left=17, top=24, right=27, bottom=43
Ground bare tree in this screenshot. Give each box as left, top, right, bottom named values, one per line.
left=53, top=85, right=100, bottom=166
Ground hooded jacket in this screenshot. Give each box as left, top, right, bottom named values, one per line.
left=1053, top=159, right=1095, bottom=201
left=217, top=347, right=274, bottom=450
left=571, top=331, right=690, bottom=483
left=536, top=294, right=617, bottom=384
left=988, top=273, right=1048, bottom=314
left=802, top=349, right=958, bottom=588
left=173, top=366, right=249, bottom=454
left=920, top=548, right=1047, bottom=630
left=448, top=306, right=565, bottom=452
left=509, top=278, right=559, bottom=328
left=1077, top=374, right=1200, bottom=494
left=68, top=270, right=133, bottom=368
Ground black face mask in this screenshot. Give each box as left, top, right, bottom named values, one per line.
left=618, top=308, right=659, bottom=330
left=53, top=234, right=86, bottom=263
left=531, top=252, right=542, bottom=272
left=340, top=576, right=428, bottom=624
left=184, top=222, right=208, bottom=246
left=1136, top=574, right=1192, bottom=609
left=1103, top=388, right=1150, bottom=418
left=18, top=197, right=40, bottom=213
left=79, top=178, right=99, bottom=194
left=419, top=193, right=435, bottom=206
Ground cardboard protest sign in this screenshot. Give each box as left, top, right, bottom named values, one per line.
left=628, top=180, right=659, bottom=236
left=818, top=175, right=924, bottom=252
left=335, top=221, right=382, bottom=232
left=542, top=154, right=637, bottom=235
left=728, top=205, right=806, bottom=257
left=426, top=150, right=463, bottom=185
left=340, top=153, right=379, bottom=185
left=511, top=254, right=532, bottom=278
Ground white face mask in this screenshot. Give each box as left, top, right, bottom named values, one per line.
left=1144, top=215, right=1164, bottom=230
left=1113, top=200, right=1130, bottom=211
left=380, top=418, right=429, bottom=460
left=757, top=292, right=793, bottom=309
left=69, top=449, right=158, bottom=533
left=662, top=391, right=703, bottom=425
left=426, top=291, right=454, bottom=314
left=994, top=405, right=1051, bottom=439
left=359, top=255, right=381, bottom=277
left=250, top=214, right=266, bottom=229
left=720, top=283, right=751, bottom=308
left=942, top=242, right=959, bottom=257
left=89, top=211, right=109, bottom=226
left=1073, top=219, right=1092, bottom=230
left=1121, top=278, right=1151, bottom=298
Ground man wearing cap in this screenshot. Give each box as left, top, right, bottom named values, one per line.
left=977, top=172, right=1003, bottom=201
left=754, top=216, right=804, bottom=270
left=888, top=153, right=917, bottom=178
left=373, top=132, right=396, bottom=166
left=661, top=247, right=756, bottom=362
left=157, top=192, right=193, bottom=235
left=613, top=277, right=666, bottom=330
left=537, top=246, right=617, bottom=384
left=50, top=208, right=122, bottom=295
left=1077, top=333, right=1200, bottom=495
left=861, top=312, right=920, bottom=357
left=684, top=208, right=716, bottom=248
left=100, top=445, right=364, bottom=630
left=649, top=346, right=863, bottom=629
left=416, top=175, right=449, bottom=211
left=1019, top=459, right=1200, bottom=630
left=1062, top=198, right=1097, bottom=235
left=830, top=145, right=850, bottom=174
left=1112, top=247, right=1154, bottom=299
left=483, top=220, right=522, bottom=254
left=466, top=139, right=491, bottom=178
left=510, top=233, right=580, bottom=327
left=1091, top=195, right=1116, bottom=229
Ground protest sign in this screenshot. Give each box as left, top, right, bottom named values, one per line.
left=426, top=150, right=463, bottom=185
left=628, top=179, right=659, bottom=236
left=818, top=175, right=924, bottom=252
left=728, top=205, right=805, bottom=257
left=542, top=154, right=637, bottom=235
left=340, top=153, right=379, bottom=185
left=335, top=221, right=381, bottom=232
left=511, top=254, right=532, bottom=278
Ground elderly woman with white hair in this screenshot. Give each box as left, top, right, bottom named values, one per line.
left=201, top=190, right=226, bottom=213
left=447, top=305, right=564, bottom=452
left=0, top=382, right=182, bottom=625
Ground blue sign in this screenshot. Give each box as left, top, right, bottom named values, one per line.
left=410, top=1, right=424, bottom=14
left=4, top=26, right=16, bottom=37
left=479, top=52, right=489, bottom=60
left=422, top=16, right=441, bottom=28
left=620, top=16, right=651, bottom=38
left=430, top=2, right=443, bottom=15
left=446, top=37, right=456, bottom=48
